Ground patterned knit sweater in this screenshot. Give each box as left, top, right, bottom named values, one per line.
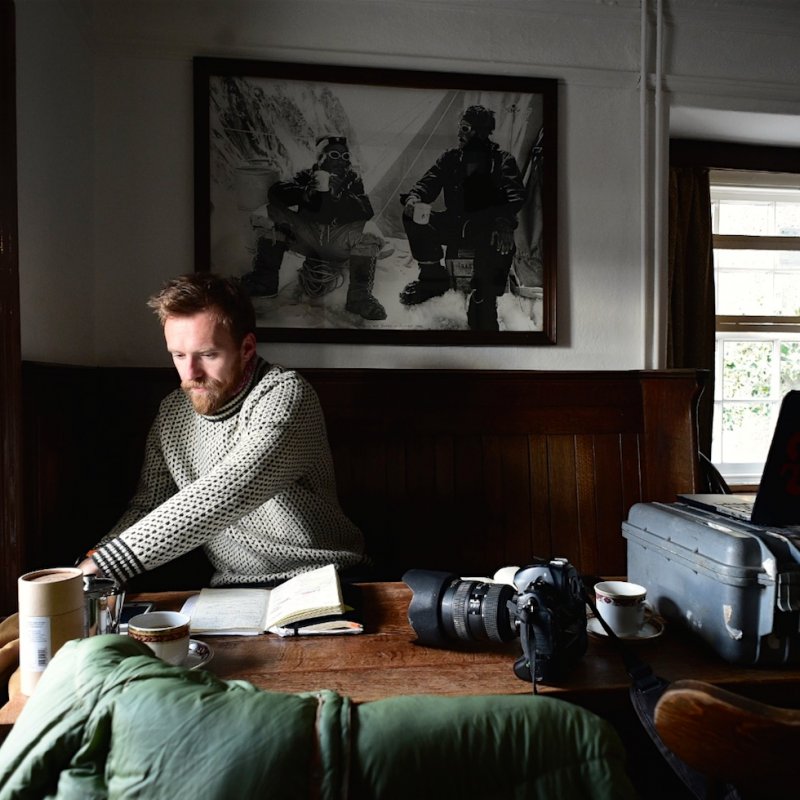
left=92, top=358, right=365, bottom=586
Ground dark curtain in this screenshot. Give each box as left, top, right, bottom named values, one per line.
left=667, top=166, right=715, bottom=458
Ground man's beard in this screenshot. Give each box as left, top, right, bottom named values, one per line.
left=181, top=362, right=244, bottom=415
left=182, top=378, right=226, bottom=415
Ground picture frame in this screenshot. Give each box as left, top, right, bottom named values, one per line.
left=194, top=57, right=557, bottom=345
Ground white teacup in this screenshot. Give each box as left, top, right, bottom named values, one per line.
left=412, top=201, right=432, bottom=225
left=314, top=169, right=330, bottom=192
left=128, top=610, right=191, bottom=665
left=594, top=580, right=650, bottom=637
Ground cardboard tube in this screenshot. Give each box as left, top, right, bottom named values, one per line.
left=18, top=568, right=85, bottom=695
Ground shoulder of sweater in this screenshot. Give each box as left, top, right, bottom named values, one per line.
left=246, top=363, right=316, bottom=405
left=158, top=386, right=191, bottom=416
left=259, top=363, right=307, bottom=388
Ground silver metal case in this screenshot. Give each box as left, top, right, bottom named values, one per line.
left=623, top=502, right=800, bottom=665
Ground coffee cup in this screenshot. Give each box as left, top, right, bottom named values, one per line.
left=594, top=580, right=650, bottom=637
left=314, top=170, right=330, bottom=192
left=412, top=202, right=431, bottom=225
left=128, top=611, right=190, bottom=665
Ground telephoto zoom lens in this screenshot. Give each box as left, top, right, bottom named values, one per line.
left=440, top=579, right=517, bottom=643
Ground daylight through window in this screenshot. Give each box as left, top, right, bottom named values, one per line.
left=711, top=170, right=800, bottom=485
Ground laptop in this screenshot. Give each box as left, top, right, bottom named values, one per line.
left=679, top=390, right=800, bottom=527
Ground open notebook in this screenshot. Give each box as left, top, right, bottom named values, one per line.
left=680, top=390, right=800, bottom=526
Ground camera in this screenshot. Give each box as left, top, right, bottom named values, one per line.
left=403, top=558, right=588, bottom=684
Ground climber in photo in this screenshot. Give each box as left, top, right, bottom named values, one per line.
left=242, top=134, right=387, bottom=321
left=398, top=105, right=526, bottom=331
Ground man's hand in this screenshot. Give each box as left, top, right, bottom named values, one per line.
left=249, top=210, right=273, bottom=236
left=491, top=226, right=515, bottom=255
left=328, top=172, right=346, bottom=197
left=402, top=196, right=419, bottom=219
left=78, top=557, right=101, bottom=576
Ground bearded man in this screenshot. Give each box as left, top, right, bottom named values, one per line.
left=78, top=273, right=365, bottom=587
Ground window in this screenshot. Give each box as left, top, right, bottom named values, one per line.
left=711, top=170, right=800, bottom=485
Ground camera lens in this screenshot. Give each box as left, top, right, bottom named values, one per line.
left=441, top=579, right=517, bottom=643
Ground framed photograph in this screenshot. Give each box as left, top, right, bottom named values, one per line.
left=194, top=57, right=557, bottom=344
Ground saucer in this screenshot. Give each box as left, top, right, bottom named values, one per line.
left=587, top=616, right=664, bottom=641
left=184, top=639, right=213, bottom=669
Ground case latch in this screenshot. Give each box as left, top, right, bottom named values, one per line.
left=776, top=571, right=800, bottom=612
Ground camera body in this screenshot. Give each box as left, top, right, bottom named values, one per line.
left=403, top=558, right=587, bottom=684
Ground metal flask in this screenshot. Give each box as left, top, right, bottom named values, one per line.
left=83, top=575, right=126, bottom=636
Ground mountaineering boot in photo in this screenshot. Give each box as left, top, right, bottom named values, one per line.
left=241, top=237, right=288, bottom=298
left=399, top=260, right=450, bottom=306
left=346, top=255, right=386, bottom=320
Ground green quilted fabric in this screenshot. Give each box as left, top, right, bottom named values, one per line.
left=0, top=636, right=635, bottom=799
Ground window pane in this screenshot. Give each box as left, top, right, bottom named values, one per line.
left=717, top=201, right=771, bottom=235
left=776, top=202, right=800, bottom=235
left=780, top=342, right=800, bottom=395
left=711, top=176, right=800, bottom=483
left=774, top=272, right=800, bottom=315
left=715, top=250, right=800, bottom=316
left=721, top=341, right=771, bottom=399
left=719, top=403, right=773, bottom=464
left=716, top=267, right=775, bottom=315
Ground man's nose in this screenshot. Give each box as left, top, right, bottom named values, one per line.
left=184, top=356, right=205, bottom=380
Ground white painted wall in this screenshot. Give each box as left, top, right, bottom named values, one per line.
left=16, top=0, right=94, bottom=364
left=15, top=0, right=800, bottom=369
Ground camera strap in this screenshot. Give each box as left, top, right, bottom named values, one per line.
left=583, top=592, right=741, bottom=800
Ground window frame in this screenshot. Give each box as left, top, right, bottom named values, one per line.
left=710, top=171, right=800, bottom=484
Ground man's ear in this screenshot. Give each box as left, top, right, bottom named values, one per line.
left=241, top=332, right=257, bottom=363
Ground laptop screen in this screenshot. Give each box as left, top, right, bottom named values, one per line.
left=750, top=390, right=800, bottom=525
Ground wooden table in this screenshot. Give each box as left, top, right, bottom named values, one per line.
left=128, top=584, right=800, bottom=707
left=3, top=581, right=799, bottom=730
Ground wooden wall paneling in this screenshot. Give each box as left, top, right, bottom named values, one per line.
left=574, top=434, right=601, bottom=574
left=620, top=432, right=644, bottom=516
left=433, top=435, right=454, bottom=499
left=640, top=371, right=704, bottom=500
left=402, top=435, right=442, bottom=570
left=497, top=434, right=534, bottom=569
left=383, top=438, right=407, bottom=521
left=528, top=433, right=552, bottom=560
left=592, top=433, right=630, bottom=576
left=348, top=440, right=387, bottom=510
left=544, top=435, right=581, bottom=568
left=21, top=364, right=101, bottom=570
left=480, top=434, right=505, bottom=572
left=93, top=367, right=176, bottom=538
left=452, top=435, right=488, bottom=570
left=19, top=366, right=703, bottom=591
left=330, top=441, right=354, bottom=499
left=432, top=434, right=458, bottom=568
left=336, top=436, right=386, bottom=575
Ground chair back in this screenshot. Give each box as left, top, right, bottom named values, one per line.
left=654, top=679, right=800, bottom=798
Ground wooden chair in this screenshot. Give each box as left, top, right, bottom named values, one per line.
left=654, top=679, right=800, bottom=799
left=698, top=452, right=732, bottom=494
